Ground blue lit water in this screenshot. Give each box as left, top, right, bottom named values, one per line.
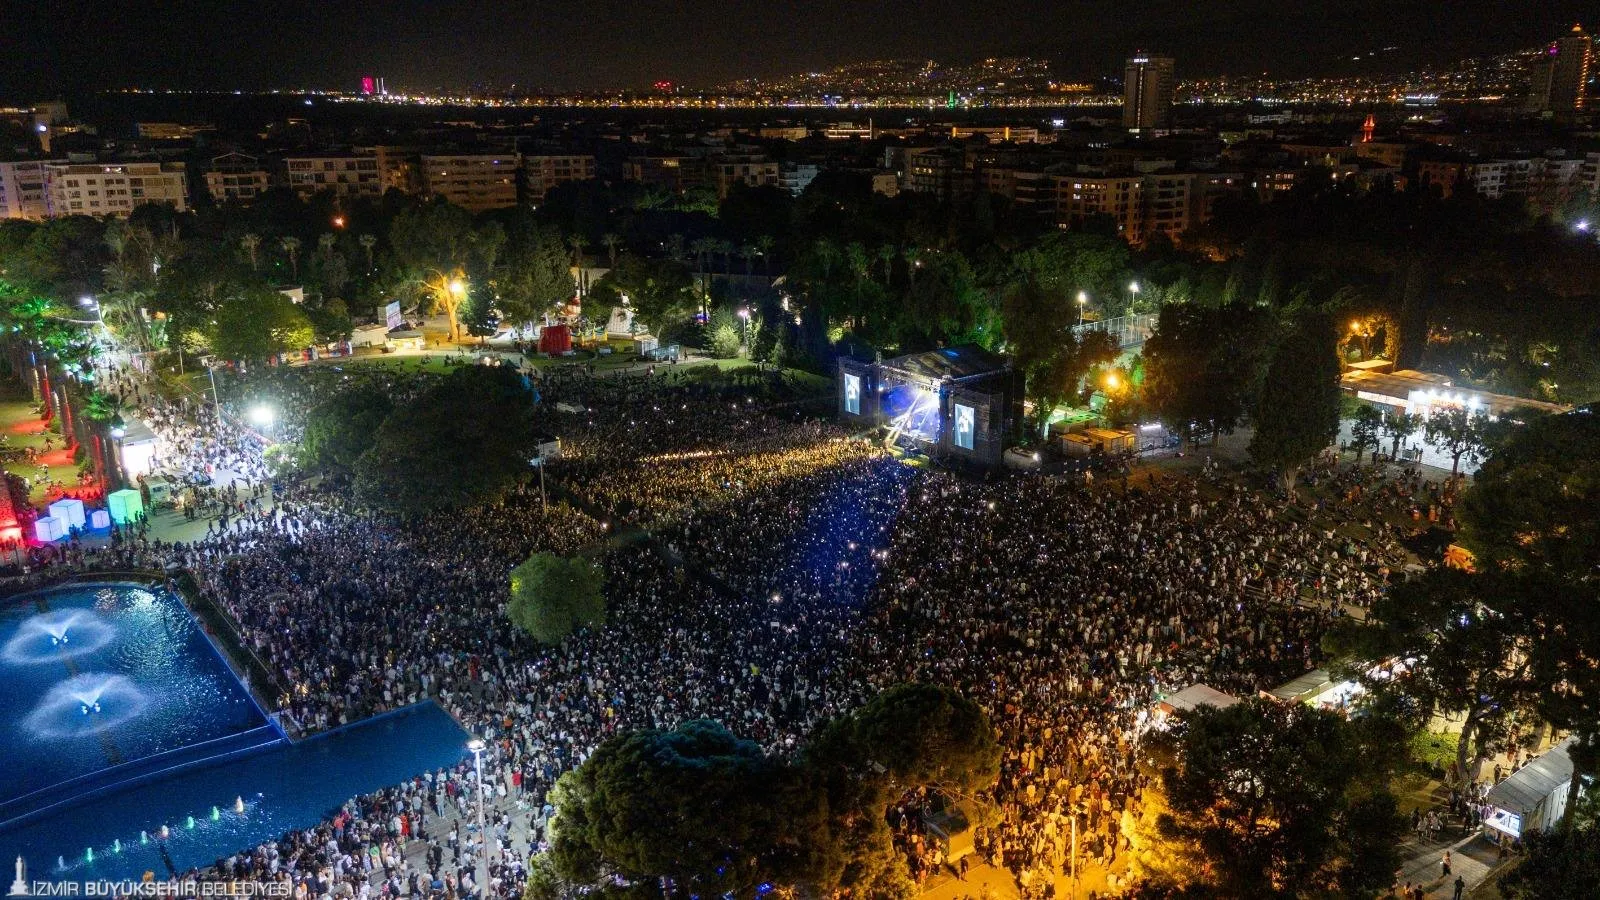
left=1, top=701, right=471, bottom=882
left=0, top=582, right=273, bottom=824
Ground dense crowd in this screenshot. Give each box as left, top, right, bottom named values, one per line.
left=46, top=359, right=1423, bottom=899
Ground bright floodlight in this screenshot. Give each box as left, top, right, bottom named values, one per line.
left=467, top=738, right=485, bottom=752
left=248, top=405, right=276, bottom=427
left=449, top=278, right=467, bottom=297
left=1578, top=220, right=1591, bottom=232
left=1076, top=291, right=1087, bottom=305
left=1129, top=281, right=1140, bottom=293
left=79, top=295, right=95, bottom=307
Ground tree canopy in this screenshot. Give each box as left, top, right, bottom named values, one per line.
left=1249, top=315, right=1341, bottom=490
left=507, top=552, right=607, bottom=645
left=1457, top=411, right=1600, bottom=577
left=353, top=365, right=540, bottom=515
left=549, top=719, right=813, bottom=898
left=1136, top=698, right=1406, bottom=898
left=300, top=384, right=394, bottom=470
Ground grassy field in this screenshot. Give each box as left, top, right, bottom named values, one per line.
left=0, top=395, right=82, bottom=506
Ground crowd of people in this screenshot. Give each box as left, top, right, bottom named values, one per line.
left=35, top=358, right=1422, bottom=899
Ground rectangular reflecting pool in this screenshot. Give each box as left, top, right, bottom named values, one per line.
left=1, top=700, right=471, bottom=882
left=1, top=582, right=277, bottom=826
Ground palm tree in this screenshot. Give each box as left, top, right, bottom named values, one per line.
left=739, top=244, right=757, bottom=276
left=241, top=234, right=261, bottom=271
left=567, top=235, right=586, bottom=269
left=717, top=240, right=736, bottom=275
left=755, top=235, right=775, bottom=275
left=878, top=244, right=896, bottom=285
left=318, top=232, right=337, bottom=261
left=601, top=233, right=621, bottom=269
left=279, top=236, right=302, bottom=281
left=903, top=246, right=923, bottom=286
left=666, top=233, right=686, bottom=262
left=358, top=233, right=377, bottom=271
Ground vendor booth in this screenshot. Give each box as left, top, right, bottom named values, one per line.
left=1145, top=684, right=1241, bottom=734
left=1483, top=738, right=1578, bottom=840
left=1266, top=669, right=1364, bottom=712
left=114, top=416, right=159, bottom=480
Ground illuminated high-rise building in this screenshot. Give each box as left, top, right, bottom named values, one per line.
left=1123, top=53, right=1175, bottom=132
left=1528, top=25, right=1592, bottom=113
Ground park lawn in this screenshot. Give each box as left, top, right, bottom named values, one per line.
left=0, top=396, right=76, bottom=506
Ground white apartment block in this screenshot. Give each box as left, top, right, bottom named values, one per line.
left=0, top=159, right=59, bottom=219
left=45, top=161, right=188, bottom=217
left=284, top=155, right=383, bottom=200
left=421, top=154, right=520, bottom=212
left=711, top=157, right=780, bottom=198
left=521, top=155, right=596, bottom=204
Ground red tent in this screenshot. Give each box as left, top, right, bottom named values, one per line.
left=539, top=324, right=572, bottom=355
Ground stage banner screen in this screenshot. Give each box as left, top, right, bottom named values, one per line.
left=953, top=403, right=976, bottom=450
left=844, top=373, right=861, bottom=415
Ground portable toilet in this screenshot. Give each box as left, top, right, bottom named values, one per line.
left=48, top=498, right=86, bottom=529
left=108, top=489, right=144, bottom=525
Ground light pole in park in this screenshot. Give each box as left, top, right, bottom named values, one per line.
left=1127, top=280, right=1140, bottom=311
left=737, top=307, right=751, bottom=356
left=109, top=412, right=126, bottom=490
left=204, top=361, right=222, bottom=425
left=1076, top=291, right=1088, bottom=328
left=467, top=738, right=491, bottom=897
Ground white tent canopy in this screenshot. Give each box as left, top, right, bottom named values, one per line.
left=1158, top=683, right=1241, bottom=716
left=1484, top=737, right=1576, bottom=837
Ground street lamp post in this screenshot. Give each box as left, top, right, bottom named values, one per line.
left=737, top=307, right=751, bottom=356
left=1076, top=291, right=1088, bottom=328
left=109, top=413, right=126, bottom=490
left=1127, top=281, right=1140, bottom=311
left=206, top=364, right=222, bottom=425
left=467, top=739, right=491, bottom=898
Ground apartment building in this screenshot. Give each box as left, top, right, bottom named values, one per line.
left=779, top=163, right=819, bottom=195
left=710, top=156, right=779, bottom=198
left=522, top=154, right=596, bottom=203
left=1059, top=173, right=1148, bottom=241
left=0, top=159, right=58, bottom=219
left=283, top=154, right=383, bottom=200
left=44, top=161, right=188, bottom=216
left=421, top=153, right=521, bottom=212
left=624, top=156, right=708, bottom=193
left=903, top=146, right=970, bottom=201
left=203, top=151, right=271, bottom=203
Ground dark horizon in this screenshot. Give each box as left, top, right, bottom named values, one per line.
left=2, top=0, right=1594, bottom=98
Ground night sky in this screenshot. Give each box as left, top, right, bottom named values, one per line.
left=3, top=0, right=1593, bottom=97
